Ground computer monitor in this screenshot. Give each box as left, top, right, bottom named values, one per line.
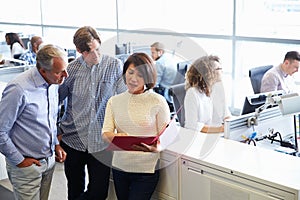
left=21, top=37, right=30, bottom=49
left=115, top=43, right=128, bottom=55
left=241, top=91, right=284, bottom=115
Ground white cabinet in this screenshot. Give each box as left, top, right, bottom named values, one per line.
left=180, top=158, right=296, bottom=200
left=106, top=128, right=300, bottom=200
left=152, top=151, right=180, bottom=200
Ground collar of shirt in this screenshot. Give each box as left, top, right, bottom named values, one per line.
left=279, top=64, right=289, bottom=78
left=79, top=54, right=104, bottom=68
left=32, top=66, right=49, bottom=88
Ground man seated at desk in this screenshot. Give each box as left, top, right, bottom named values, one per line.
left=150, top=42, right=177, bottom=108
left=261, top=51, right=300, bottom=94
left=19, top=36, right=43, bottom=65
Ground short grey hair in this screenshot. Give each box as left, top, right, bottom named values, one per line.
left=36, top=44, right=67, bottom=71
left=150, top=42, right=165, bottom=52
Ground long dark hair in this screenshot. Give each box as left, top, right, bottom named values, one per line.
left=5, top=32, right=25, bottom=50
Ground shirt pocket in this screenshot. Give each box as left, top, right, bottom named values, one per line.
left=98, top=75, right=116, bottom=102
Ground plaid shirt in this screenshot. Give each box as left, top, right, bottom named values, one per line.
left=58, top=54, right=126, bottom=153
left=19, top=50, right=36, bottom=65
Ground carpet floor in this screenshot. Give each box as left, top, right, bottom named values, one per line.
left=0, top=185, right=14, bottom=199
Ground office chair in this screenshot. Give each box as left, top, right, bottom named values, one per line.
left=11, top=54, right=25, bottom=66
left=169, top=83, right=186, bottom=127
left=115, top=54, right=130, bottom=64
left=172, top=61, right=189, bottom=85
left=115, top=43, right=128, bottom=55
left=13, top=54, right=22, bottom=60
left=249, top=65, right=273, bottom=94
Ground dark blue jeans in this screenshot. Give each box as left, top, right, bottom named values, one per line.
left=61, top=142, right=112, bottom=200
left=112, top=167, right=160, bottom=200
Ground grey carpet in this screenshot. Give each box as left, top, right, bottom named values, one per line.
left=0, top=185, right=14, bottom=199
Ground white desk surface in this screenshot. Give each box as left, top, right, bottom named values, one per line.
left=167, top=127, right=300, bottom=191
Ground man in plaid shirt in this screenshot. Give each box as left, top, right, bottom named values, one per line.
left=19, top=36, right=43, bottom=65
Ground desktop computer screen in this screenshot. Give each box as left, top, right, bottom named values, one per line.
left=241, top=91, right=284, bottom=115
left=241, top=94, right=266, bottom=115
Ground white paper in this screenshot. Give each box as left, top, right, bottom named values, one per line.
left=159, top=119, right=180, bottom=149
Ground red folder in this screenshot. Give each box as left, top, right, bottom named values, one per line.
left=106, top=105, right=182, bottom=151
left=106, top=116, right=174, bottom=151
left=106, top=136, right=157, bottom=151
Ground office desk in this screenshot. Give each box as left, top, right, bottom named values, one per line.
left=0, top=65, right=28, bottom=82
left=152, top=128, right=300, bottom=200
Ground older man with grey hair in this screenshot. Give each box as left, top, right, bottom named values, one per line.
left=0, top=44, right=68, bottom=200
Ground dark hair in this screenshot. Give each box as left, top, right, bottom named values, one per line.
left=73, top=26, right=101, bottom=53
left=284, top=51, right=300, bottom=62
left=5, top=32, right=25, bottom=50
left=123, top=52, right=157, bottom=91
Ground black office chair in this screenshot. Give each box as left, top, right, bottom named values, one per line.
left=249, top=65, right=273, bottom=94
left=172, top=61, right=190, bottom=85
left=11, top=54, right=25, bottom=66
left=169, top=83, right=186, bottom=127
left=13, top=54, right=22, bottom=59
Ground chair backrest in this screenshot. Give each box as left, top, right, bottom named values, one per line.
left=115, top=54, right=130, bottom=64
left=169, top=83, right=186, bottom=127
left=115, top=43, right=128, bottom=55
left=13, top=53, right=22, bottom=59
left=172, top=61, right=189, bottom=85
left=249, top=65, right=273, bottom=94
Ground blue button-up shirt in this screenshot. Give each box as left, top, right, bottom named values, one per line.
left=155, top=53, right=177, bottom=88
left=0, top=67, right=59, bottom=165
left=58, top=54, right=127, bottom=153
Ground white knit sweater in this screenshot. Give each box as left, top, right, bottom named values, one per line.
left=102, top=90, right=170, bottom=173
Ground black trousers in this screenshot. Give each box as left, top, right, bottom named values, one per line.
left=112, top=168, right=159, bottom=200
left=61, top=142, right=112, bottom=200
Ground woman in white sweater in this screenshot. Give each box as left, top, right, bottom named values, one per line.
left=102, top=52, right=170, bottom=200
left=184, top=55, right=229, bottom=133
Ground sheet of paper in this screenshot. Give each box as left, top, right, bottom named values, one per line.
left=159, top=119, right=180, bottom=149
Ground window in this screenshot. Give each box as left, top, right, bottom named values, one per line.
left=41, top=0, right=116, bottom=29
left=236, top=0, right=300, bottom=39
left=0, top=0, right=41, bottom=24
left=117, top=0, right=233, bottom=35
left=1, top=0, right=300, bottom=114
